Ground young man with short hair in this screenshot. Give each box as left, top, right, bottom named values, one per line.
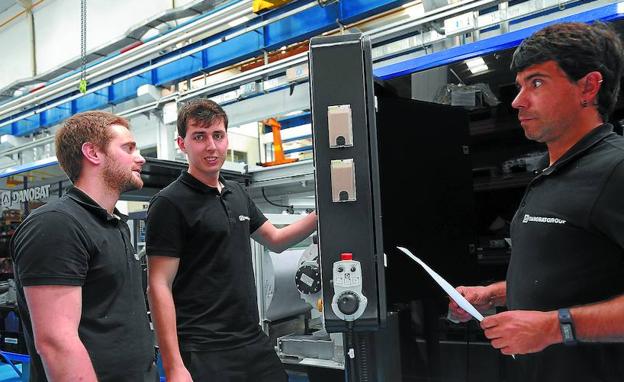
left=147, top=99, right=317, bottom=382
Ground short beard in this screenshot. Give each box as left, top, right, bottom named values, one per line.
left=102, top=159, right=143, bottom=193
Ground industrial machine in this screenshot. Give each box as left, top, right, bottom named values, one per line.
left=309, top=33, right=393, bottom=382
left=307, top=32, right=476, bottom=381
left=257, top=32, right=476, bottom=382
left=256, top=228, right=346, bottom=374
left=278, top=241, right=346, bottom=370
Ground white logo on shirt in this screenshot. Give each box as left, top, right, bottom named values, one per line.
left=239, top=215, right=250, bottom=222
left=522, top=214, right=566, bottom=225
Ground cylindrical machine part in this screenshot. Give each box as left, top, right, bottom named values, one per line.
left=262, top=248, right=311, bottom=321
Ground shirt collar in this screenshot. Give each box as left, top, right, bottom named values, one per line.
left=541, top=123, right=614, bottom=176
left=179, top=171, right=230, bottom=194
left=67, top=187, right=128, bottom=222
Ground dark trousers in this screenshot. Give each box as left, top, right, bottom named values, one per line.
left=181, top=334, right=288, bottom=382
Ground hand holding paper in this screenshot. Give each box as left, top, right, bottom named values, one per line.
left=396, top=246, right=484, bottom=321
left=396, top=246, right=516, bottom=359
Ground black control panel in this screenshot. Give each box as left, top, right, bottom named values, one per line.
left=309, top=33, right=386, bottom=332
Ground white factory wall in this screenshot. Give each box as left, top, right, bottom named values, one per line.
left=0, top=0, right=175, bottom=90
left=0, top=4, right=33, bottom=89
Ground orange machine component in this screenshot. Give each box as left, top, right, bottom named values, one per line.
left=252, top=0, right=292, bottom=13
left=258, top=118, right=299, bottom=167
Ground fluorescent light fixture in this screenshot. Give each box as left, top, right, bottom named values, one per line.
left=469, top=64, right=489, bottom=74
left=283, top=110, right=304, bottom=117
left=228, top=15, right=251, bottom=28
left=618, top=1, right=624, bottom=14
left=466, top=57, right=485, bottom=69
left=466, top=57, right=488, bottom=74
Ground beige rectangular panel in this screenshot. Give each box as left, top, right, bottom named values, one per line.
left=330, top=159, right=356, bottom=202
left=328, top=105, right=353, bottom=148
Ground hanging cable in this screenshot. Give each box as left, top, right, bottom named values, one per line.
left=261, top=187, right=294, bottom=214
left=344, top=321, right=360, bottom=382
left=78, top=0, right=88, bottom=94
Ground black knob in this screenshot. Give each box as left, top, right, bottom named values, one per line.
left=295, top=265, right=321, bottom=294
left=337, top=292, right=359, bottom=315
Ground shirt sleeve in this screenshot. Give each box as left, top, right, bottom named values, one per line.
left=11, top=211, right=91, bottom=287
left=246, top=188, right=268, bottom=234
left=145, top=195, right=185, bottom=258
left=591, top=159, right=624, bottom=250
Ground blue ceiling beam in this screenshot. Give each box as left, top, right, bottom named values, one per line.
left=374, top=1, right=624, bottom=80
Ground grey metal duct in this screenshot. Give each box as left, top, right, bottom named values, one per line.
left=0, top=0, right=230, bottom=101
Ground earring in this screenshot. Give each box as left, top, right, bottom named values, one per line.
left=582, top=100, right=589, bottom=107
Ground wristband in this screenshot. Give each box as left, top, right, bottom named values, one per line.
left=558, top=308, right=577, bottom=346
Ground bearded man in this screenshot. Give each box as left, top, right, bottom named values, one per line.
left=11, top=111, right=158, bottom=382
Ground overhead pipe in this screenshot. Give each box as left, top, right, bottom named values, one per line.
left=0, top=0, right=234, bottom=99
left=0, top=51, right=308, bottom=158
left=0, top=0, right=510, bottom=131
left=0, top=0, right=255, bottom=120
left=0, top=0, right=318, bottom=128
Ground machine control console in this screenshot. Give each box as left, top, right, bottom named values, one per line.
left=331, top=253, right=368, bottom=321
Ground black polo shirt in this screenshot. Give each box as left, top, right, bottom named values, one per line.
left=507, top=124, right=624, bottom=381
left=11, top=187, right=156, bottom=382
left=146, top=171, right=267, bottom=351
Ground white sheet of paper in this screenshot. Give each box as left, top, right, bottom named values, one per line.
left=396, top=246, right=484, bottom=322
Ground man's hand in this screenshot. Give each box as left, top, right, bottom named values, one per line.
left=448, top=286, right=496, bottom=322
left=166, top=366, right=193, bottom=382
left=481, top=310, right=561, bottom=355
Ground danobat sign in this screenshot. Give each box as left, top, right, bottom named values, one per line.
left=1, top=184, right=51, bottom=208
